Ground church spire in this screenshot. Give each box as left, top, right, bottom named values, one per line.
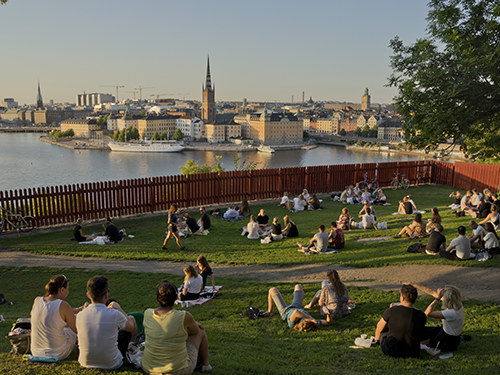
left=205, top=55, right=212, bottom=91
left=36, top=80, right=44, bottom=109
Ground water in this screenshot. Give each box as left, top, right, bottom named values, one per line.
left=0, top=133, right=429, bottom=192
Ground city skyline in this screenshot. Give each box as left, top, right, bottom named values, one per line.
left=0, top=1, right=429, bottom=106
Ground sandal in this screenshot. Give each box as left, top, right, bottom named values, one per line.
left=180, top=246, right=188, bottom=250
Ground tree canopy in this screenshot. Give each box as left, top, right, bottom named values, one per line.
left=388, top=0, right=500, bottom=162
left=173, top=128, right=184, bottom=141
left=113, top=126, right=140, bottom=142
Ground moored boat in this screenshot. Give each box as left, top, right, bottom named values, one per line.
left=108, top=140, right=186, bottom=153
left=256, top=145, right=275, bottom=153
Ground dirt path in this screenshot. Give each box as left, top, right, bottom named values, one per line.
left=1, top=251, right=499, bottom=301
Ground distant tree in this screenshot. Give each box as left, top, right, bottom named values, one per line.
left=339, top=129, right=347, bottom=136
left=96, top=114, right=108, bottom=127
left=139, top=109, right=147, bottom=117
left=51, top=121, right=58, bottom=127
left=160, top=131, right=169, bottom=140
left=1, top=0, right=7, bottom=4
left=125, top=126, right=140, bottom=141
left=356, top=140, right=364, bottom=146
left=345, top=140, right=355, bottom=146
left=179, top=156, right=225, bottom=175
left=354, top=127, right=362, bottom=137
left=113, top=130, right=120, bottom=141
left=303, top=131, right=309, bottom=138
left=152, top=131, right=160, bottom=140
left=173, top=128, right=184, bottom=141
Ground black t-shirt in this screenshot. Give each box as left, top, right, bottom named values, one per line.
left=186, top=217, right=200, bottom=233
left=426, top=231, right=446, bottom=253
left=287, top=223, right=299, bottom=238
left=257, top=215, right=269, bottom=226
left=201, top=212, right=211, bottom=230
left=403, top=202, right=413, bottom=215
left=381, top=305, right=427, bottom=358
left=271, top=223, right=282, bottom=235
left=74, top=224, right=86, bottom=242
left=477, top=201, right=491, bottom=219
left=105, top=224, right=122, bottom=242
left=200, top=266, right=213, bottom=289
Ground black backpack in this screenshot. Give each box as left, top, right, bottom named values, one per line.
left=242, top=307, right=260, bottom=320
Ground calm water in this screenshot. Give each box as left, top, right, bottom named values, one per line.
left=0, top=133, right=428, bottom=192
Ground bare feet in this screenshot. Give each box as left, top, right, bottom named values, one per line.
left=304, top=303, right=312, bottom=309
left=297, top=241, right=303, bottom=248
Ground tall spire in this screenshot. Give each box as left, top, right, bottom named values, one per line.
left=36, top=80, right=44, bottom=109
left=205, top=55, right=212, bottom=91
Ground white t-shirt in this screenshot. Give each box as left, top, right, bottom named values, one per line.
left=484, top=232, right=499, bottom=249
left=450, top=235, right=471, bottom=259
left=247, top=221, right=260, bottom=239
left=76, top=303, right=127, bottom=369
left=280, top=196, right=289, bottom=205
left=442, top=307, right=464, bottom=336
left=293, top=197, right=306, bottom=211
left=184, top=275, right=203, bottom=295
left=473, top=225, right=486, bottom=242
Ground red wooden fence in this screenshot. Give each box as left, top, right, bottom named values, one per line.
left=1, top=160, right=499, bottom=231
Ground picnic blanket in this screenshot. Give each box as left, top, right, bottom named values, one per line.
left=175, top=286, right=222, bottom=307
left=79, top=235, right=131, bottom=245
left=392, top=210, right=427, bottom=215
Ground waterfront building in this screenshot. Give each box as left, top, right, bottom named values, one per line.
left=107, top=114, right=118, bottom=131
left=76, top=93, right=115, bottom=107
left=176, top=116, right=204, bottom=140
left=361, top=87, right=371, bottom=111
left=1, top=108, right=26, bottom=123
left=377, top=117, right=403, bottom=141
left=137, top=114, right=177, bottom=140
left=60, top=118, right=101, bottom=137
left=205, top=123, right=225, bottom=143
left=201, top=56, right=216, bottom=124
left=317, top=116, right=333, bottom=134
left=233, top=111, right=303, bottom=145
left=339, top=116, right=357, bottom=135
left=34, top=108, right=74, bottom=125
left=1, top=98, right=18, bottom=109
left=116, top=107, right=139, bottom=131
left=225, top=122, right=241, bottom=141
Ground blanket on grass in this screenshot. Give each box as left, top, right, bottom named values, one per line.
left=175, top=286, right=222, bottom=307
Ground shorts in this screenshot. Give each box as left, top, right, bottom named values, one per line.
left=272, top=289, right=304, bottom=318
left=143, top=342, right=198, bottom=375
left=167, top=224, right=178, bottom=233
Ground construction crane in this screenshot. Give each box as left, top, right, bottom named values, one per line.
left=126, top=91, right=139, bottom=99
left=134, top=86, right=155, bottom=100
left=100, top=84, right=124, bottom=102
left=150, top=94, right=167, bottom=104
left=165, top=93, right=191, bottom=100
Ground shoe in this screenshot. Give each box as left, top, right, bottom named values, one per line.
left=180, top=246, right=188, bottom=250
left=162, top=246, right=167, bottom=250
left=201, top=365, right=213, bottom=372
left=393, top=235, right=400, bottom=239
left=425, top=249, right=437, bottom=255
left=354, top=337, right=372, bottom=348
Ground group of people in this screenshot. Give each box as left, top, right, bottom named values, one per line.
left=297, top=221, right=345, bottom=255
left=280, top=189, right=322, bottom=212
left=74, top=217, right=127, bottom=244
left=338, top=184, right=387, bottom=206
left=242, top=210, right=299, bottom=241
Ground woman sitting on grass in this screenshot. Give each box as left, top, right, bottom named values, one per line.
left=31, top=275, right=82, bottom=359
left=397, top=196, right=413, bottom=215
left=478, top=205, right=500, bottom=232
left=426, top=207, right=442, bottom=233
left=480, top=222, right=500, bottom=254
left=293, top=194, right=307, bottom=212
left=196, top=255, right=215, bottom=291
left=73, top=218, right=95, bottom=242
left=270, top=217, right=283, bottom=241
left=359, top=200, right=377, bottom=221
left=141, top=281, right=211, bottom=374
left=338, top=207, right=352, bottom=231
left=373, top=189, right=387, bottom=205
left=304, top=270, right=350, bottom=319
left=179, top=265, right=203, bottom=301
left=267, top=284, right=330, bottom=331
left=238, top=199, right=251, bottom=217
left=282, top=215, right=299, bottom=238
left=410, top=283, right=469, bottom=351
left=243, top=215, right=260, bottom=239
left=394, top=213, right=427, bottom=239
left=308, top=194, right=321, bottom=210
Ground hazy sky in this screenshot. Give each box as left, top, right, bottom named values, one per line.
left=1, top=0, right=430, bottom=106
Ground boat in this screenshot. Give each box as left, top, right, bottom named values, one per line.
left=108, top=140, right=186, bottom=153
left=257, top=145, right=275, bottom=153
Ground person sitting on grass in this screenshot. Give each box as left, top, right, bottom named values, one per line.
left=393, top=213, right=426, bottom=239
left=338, top=207, right=352, bottom=231
left=280, top=192, right=290, bottom=207
left=480, top=222, right=500, bottom=254
left=196, top=255, right=215, bottom=291
left=179, top=265, right=203, bottom=302
left=308, top=194, right=321, bottom=210
left=293, top=194, right=307, bottom=212
left=270, top=217, right=283, bottom=241
left=74, top=218, right=95, bottom=242
left=141, top=281, right=212, bottom=374
left=304, top=270, right=350, bottom=319
left=410, top=283, right=470, bottom=351
left=257, top=209, right=270, bottom=230
left=468, top=220, right=486, bottom=248
left=282, top=215, right=299, bottom=238
left=238, top=199, right=251, bottom=217
left=359, top=200, right=377, bottom=221
left=424, top=224, right=446, bottom=255
left=31, top=275, right=81, bottom=359
left=198, top=207, right=211, bottom=231
left=449, top=191, right=463, bottom=206
left=360, top=188, right=372, bottom=204
left=439, top=226, right=471, bottom=261
left=183, top=213, right=204, bottom=235
left=97, top=218, right=126, bottom=243
left=267, top=284, right=330, bottom=331
left=478, top=205, right=500, bottom=232
left=426, top=207, right=442, bottom=233
left=297, top=225, right=329, bottom=254
left=328, top=221, right=345, bottom=249
left=397, top=196, right=413, bottom=215
left=374, top=284, right=427, bottom=358
left=359, top=207, right=378, bottom=231
left=223, top=206, right=240, bottom=221
left=243, top=215, right=260, bottom=239
left=373, top=189, right=387, bottom=205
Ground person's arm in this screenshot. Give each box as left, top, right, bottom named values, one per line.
left=290, top=309, right=328, bottom=325
left=107, top=301, right=136, bottom=333
left=445, top=244, right=453, bottom=252
left=375, top=317, right=387, bottom=342
left=184, top=311, right=200, bottom=336
left=209, top=274, right=215, bottom=289
left=440, top=240, right=447, bottom=251
left=424, top=288, right=445, bottom=318
left=59, top=301, right=78, bottom=333
left=409, top=283, right=438, bottom=298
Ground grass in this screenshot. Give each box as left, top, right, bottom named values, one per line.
left=1, top=184, right=499, bottom=269
left=1, top=267, right=500, bottom=375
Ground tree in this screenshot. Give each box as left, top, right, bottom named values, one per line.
left=139, top=109, right=147, bottom=116
left=233, top=150, right=262, bottom=171
left=160, top=131, right=169, bottom=140
left=388, top=0, right=500, bottom=161
left=361, top=124, right=370, bottom=137
left=339, top=129, right=347, bottom=136
left=173, top=128, right=184, bottom=141
left=113, top=130, right=120, bottom=141
left=152, top=131, right=160, bottom=140
left=179, top=155, right=224, bottom=175
left=354, top=127, right=362, bottom=137
left=125, top=126, right=140, bottom=141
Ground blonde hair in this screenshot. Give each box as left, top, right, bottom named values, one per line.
left=293, top=320, right=316, bottom=332
left=342, top=207, right=349, bottom=215
left=273, top=217, right=279, bottom=225
left=250, top=215, right=256, bottom=222
left=183, top=265, right=198, bottom=283
left=168, top=204, right=178, bottom=215
left=283, top=215, right=291, bottom=225
left=442, top=286, right=462, bottom=311
left=77, top=218, right=83, bottom=225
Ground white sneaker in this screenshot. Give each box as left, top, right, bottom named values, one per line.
left=354, top=337, right=372, bottom=348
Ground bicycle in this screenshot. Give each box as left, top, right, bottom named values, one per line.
left=390, top=173, right=410, bottom=190
left=415, top=169, right=430, bottom=187
left=358, top=172, right=379, bottom=191
left=0, top=206, right=36, bottom=234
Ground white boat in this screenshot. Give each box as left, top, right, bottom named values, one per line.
left=108, top=140, right=186, bottom=153
left=257, top=145, right=275, bottom=153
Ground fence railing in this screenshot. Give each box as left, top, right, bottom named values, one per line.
left=1, top=160, right=498, bottom=231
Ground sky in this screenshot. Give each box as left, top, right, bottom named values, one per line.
left=0, top=0, right=430, bottom=106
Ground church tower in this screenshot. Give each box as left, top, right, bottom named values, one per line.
left=202, top=56, right=216, bottom=124
left=361, top=87, right=371, bottom=111
left=36, top=81, right=44, bottom=109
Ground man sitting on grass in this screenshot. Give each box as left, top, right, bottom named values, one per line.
left=297, top=225, right=329, bottom=255
left=439, top=226, right=471, bottom=261
left=328, top=221, right=345, bottom=249
left=375, top=284, right=427, bottom=358
left=425, top=224, right=446, bottom=255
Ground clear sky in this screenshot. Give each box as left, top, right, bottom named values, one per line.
left=0, top=0, right=430, bottom=106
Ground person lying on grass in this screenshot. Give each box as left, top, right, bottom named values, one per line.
left=267, top=284, right=330, bottom=331
left=409, top=283, right=470, bottom=351
left=304, top=270, right=350, bottom=319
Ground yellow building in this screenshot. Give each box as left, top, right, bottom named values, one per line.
left=233, top=111, right=302, bottom=145
left=137, top=114, right=177, bottom=140
left=60, top=119, right=101, bottom=137
left=205, top=124, right=225, bottom=143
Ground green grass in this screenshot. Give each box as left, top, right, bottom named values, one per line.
left=1, top=268, right=500, bottom=374
left=1, top=184, right=499, bottom=269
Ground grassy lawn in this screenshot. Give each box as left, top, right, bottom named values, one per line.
left=1, top=184, right=499, bottom=269
left=1, top=267, right=500, bottom=375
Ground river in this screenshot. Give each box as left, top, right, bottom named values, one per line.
left=0, top=133, right=429, bottom=192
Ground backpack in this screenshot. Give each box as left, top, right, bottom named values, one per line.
left=242, top=307, right=260, bottom=320
left=6, top=318, right=31, bottom=354
left=407, top=242, right=424, bottom=253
